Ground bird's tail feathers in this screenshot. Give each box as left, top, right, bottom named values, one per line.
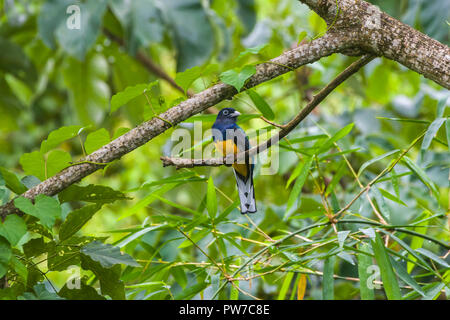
left=233, top=170, right=257, bottom=214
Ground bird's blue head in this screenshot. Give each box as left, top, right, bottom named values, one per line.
left=215, top=108, right=241, bottom=124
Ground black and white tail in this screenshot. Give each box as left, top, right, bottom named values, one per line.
left=233, top=169, right=257, bottom=214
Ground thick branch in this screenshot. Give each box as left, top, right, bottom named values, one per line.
left=161, top=55, right=375, bottom=168
left=299, top=0, right=450, bottom=88
left=0, top=34, right=347, bottom=217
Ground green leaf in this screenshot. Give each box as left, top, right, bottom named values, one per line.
left=80, top=254, right=125, bottom=300
left=18, top=283, right=64, bottom=300
left=402, top=156, right=439, bottom=201
left=160, top=0, right=214, bottom=71
left=298, top=31, right=308, bottom=44
left=110, top=81, right=158, bottom=113
left=40, top=125, right=83, bottom=154
left=58, top=184, right=130, bottom=204
left=390, top=258, right=425, bottom=297
left=109, top=0, right=164, bottom=55
left=357, top=243, right=375, bottom=300
left=0, top=168, right=27, bottom=194
left=220, top=65, right=256, bottom=92
left=20, top=151, right=45, bottom=181
left=38, top=0, right=108, bottom=60
left=416, top=248, right=450, bottom=268
left=230, top=280, right=240, bottom=300
left=247, top=89, right=275, bottom=120
left=80, top=241, right=140, bottom=268
left=317, top=123, right=354, bottom=154
left=446, top=118, right=450, bottom=150
left=0, top=236, right=11, bottom=278
left=174, top=282, right=207, bottom=300
left=62, top=54, right=110, bottom=125
left=371, top=187, right=392, bottom=222
left=84, top=128, right=110, bottom=155
left=323, top=255, right=336, bottom=300
left=46, top=150, right=72, bottom=178
left=175, top=64, right=218, bottom=94
left=59, top=280, right=106, bottom=300
left=337, top=231, right=351, bottom=248
left=59, top=204, right=103, bottom=241
left=358, top=149, right=400, bottom=177
left=277, top=272, right=294, bottom=300
left=0, top=215, right=27, bottom=246
left=371, top=233, right=402, bottom=300
left=206, top=177, right=217, bottom=219
left=421, top=118, right=445, bottom=151
left=377, top=188, right=407, bottom=206
left=286, top=157, right=313, bottom=213
left=436, top=97, right=448, bottom=118
left=14, top=195, right=61, bottom=230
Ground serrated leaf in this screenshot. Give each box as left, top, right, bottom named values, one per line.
left=220, top=65, right=256, bottom=92
left=46, top=150, right=72, bottom=178
left=175, top=64, right=218, bottom=94
left=20, top=151, right=45, bottom=181
left=247, top=89, right=275, bottom=120
left=110, top=81, right=158, bottom=113
left=0, top=167, right=27, bottom=194
left=59, top=204, right=102, bottom=241
left=0, top=215, right=27, bottom=246
left=81, top=241, right=140, bottom=268
left=0, top=236, right=11, bottom=278
left=40, top=125, right=83, bottom=154
left=84, top=128, right=110, bottom=155
left=58, top=184, right=130, bottom=204
left=14, top=195, right=61, bottom=230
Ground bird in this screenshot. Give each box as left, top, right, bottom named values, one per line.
left=212, top=107, right=257, bottom=214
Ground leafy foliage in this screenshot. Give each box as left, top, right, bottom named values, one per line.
left=0, top=0, right=448, bottom=301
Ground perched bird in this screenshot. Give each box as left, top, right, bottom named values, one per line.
left=212, top=108, right=256, bottom=214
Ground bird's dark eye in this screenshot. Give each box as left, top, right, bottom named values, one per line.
left=223, top=110, right=229, bottom=116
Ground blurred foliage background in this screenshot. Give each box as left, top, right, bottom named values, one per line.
left=0, top=0, right=448, bottom=300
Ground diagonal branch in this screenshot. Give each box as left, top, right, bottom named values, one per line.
left=161, top=55, right=375, bottom=169
left=0, top=33, right=350, bottom=218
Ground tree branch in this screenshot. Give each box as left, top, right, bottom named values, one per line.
left=298, top=0, right=450, bottom=88
left=0, top=34, right=346, bottom=217
left=160, top=54, right=375, bottom=168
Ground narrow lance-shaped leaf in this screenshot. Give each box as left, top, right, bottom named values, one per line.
left=421, top=117, right=445, bottom=151
left=277, top=272, right=294, bottom=300
left=247, top=89, right=275, bottom=120
left=402, top=156, right=439, bottom=201
left=371, top=233, right=402, bottom=300
left=323, top=255, right=336, bottom=300
left=286, top=157, right=313, bottom=214
left=206, top=176, right=218, bottom=219
left=357, top=243, right=375, bottom=300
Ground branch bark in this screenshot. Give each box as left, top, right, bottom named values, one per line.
left=160, top=55, right=375, bottom=168
left=299, top=0, right=450, bottom=88
left=0, top=34, right=345, bottom=217
left=1, top=0, right=449, bottom=217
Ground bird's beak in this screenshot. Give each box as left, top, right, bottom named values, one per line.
left=230, top=111, right=241, bottom=118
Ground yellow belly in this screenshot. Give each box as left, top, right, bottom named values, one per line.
left=215, top=140, right=248, bottom=177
